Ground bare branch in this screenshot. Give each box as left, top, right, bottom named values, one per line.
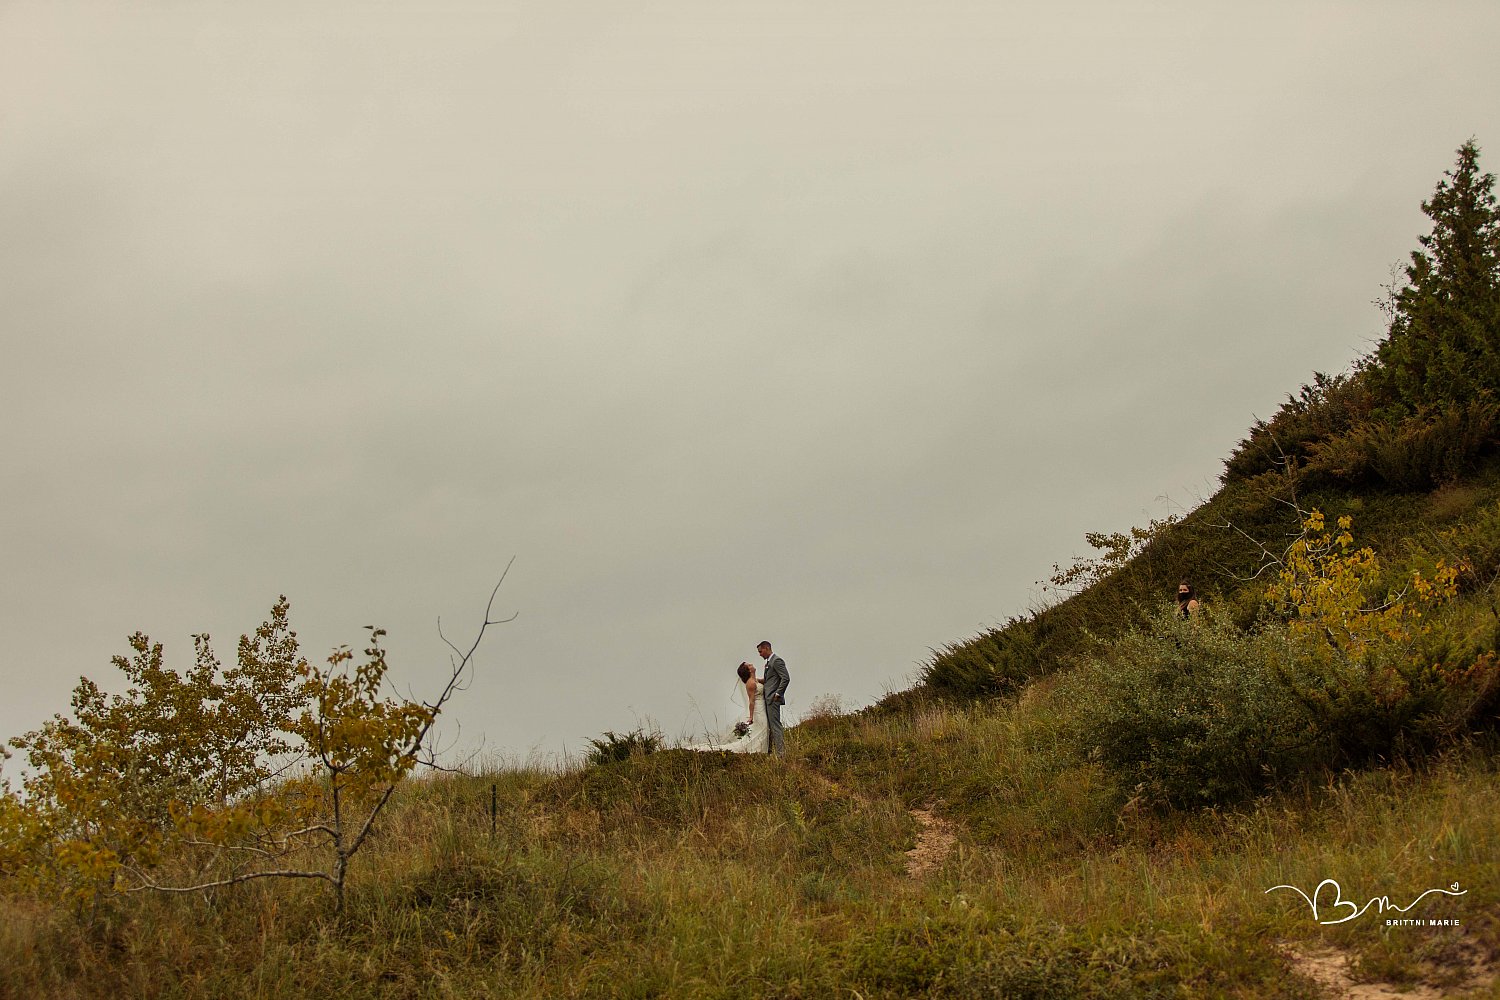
left=436, top=620, right=468, bottom=665
left=1206, top=517, right=1286, bottom=583
left=344, top=782, right=399, bottom=859
left=120, top=866, right=333, bottom=893
left=414, top=558, right=516, bottom=751
left=416, top=731, right=483, bottom=775
left=276, top=823, right=338, bottom=843
left=414, top=757, right=471, bottom=775
left=177, top=839, right=282, bottom=858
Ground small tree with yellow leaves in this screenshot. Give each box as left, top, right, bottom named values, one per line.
left=1265, top=510, right=1490, bottom=763
left=2, top=600, right=305, bottom=910
left=2, top=570, right=513, bottom=915
left=122, top=574, right=513, bottom=913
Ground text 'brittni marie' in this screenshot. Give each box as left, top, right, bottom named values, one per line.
left=1265, top=878, right=1466, bottom=925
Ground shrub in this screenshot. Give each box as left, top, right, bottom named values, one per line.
left=1070, top=510, right=1500, bottom=806
left=1068, top=612, right=1314, bottom=807
left=1222, top=370, right=1376, bottom=482
left=3, top=602, right=307, bottom=901
left=582, top=728, right=663, bottom=767
left=1262, top=510, right=1499, bottom=764
left=1423, top=499, right=1500, bottom=587
left=2, top=587, right=510, bottom=914
left=921, top=617, right=1043, bottom=700
left=799, top=693, right=845, bottom=725
left=1305, top=401, right=1500, bottom=491
left=805, top=693, right=844, bottom=718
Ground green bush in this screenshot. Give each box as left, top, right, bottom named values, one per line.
left=582, top=728, right=663, bottom=767
left=1067, top=612, right=1316, bottom=807
left=1264, top=609, right=1500, bottom=767
left=1420, top=497, right=1500, bottom=586
left=1069, top=511, right=1500, bottom=808
left=1305, top=401, right=1500, bottom=491
left=1261, top=509, right=1500, bottom=766
left=921, top=617, right=1043, bottom=700
left=1223, top=370, right=1377, bottom=482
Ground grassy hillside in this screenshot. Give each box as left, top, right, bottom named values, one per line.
left=3, top=697, right=1496, bottom=998
left=917, top=453, right=1500, bottom=706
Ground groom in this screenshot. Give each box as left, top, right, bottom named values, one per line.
left=757, top=640, right=789, bottom=756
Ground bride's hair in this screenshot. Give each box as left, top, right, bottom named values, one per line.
left=736, top=663, right=752, bottom=682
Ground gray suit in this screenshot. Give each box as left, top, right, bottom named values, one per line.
left=761, top=652, right=789, bottom=756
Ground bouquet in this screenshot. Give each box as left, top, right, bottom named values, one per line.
left=732, top=720, right=752, bottom=739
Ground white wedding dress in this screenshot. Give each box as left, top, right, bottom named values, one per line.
left=686, top=682, right=770, bottom=754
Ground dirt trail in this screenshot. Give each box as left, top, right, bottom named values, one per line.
left=793, top=763, right=956, bottom=880
left=904, top=806, right=956, bottom=879
left=1284, top=943, right=1496, bottom=999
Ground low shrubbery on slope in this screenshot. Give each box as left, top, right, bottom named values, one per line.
left=923, top=140, right=1500, bottom=706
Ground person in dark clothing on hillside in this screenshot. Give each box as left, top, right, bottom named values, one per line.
left=1177, top=581, right=1201, bottom=620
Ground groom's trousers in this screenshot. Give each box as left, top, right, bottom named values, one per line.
left=766, top=700, right=785, bottom=756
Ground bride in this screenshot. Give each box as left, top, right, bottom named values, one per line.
left=686, top=663, right=770, bottom=753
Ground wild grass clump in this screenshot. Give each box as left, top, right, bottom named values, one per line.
left=546, top=746, right=760, bottom=825
left=582, top=726, right=662, bottom=766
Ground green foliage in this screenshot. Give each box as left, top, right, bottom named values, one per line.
left=296, top=630, right=434, bottom=787
left=1068, top=613, right=1313, bottom=807
left=1043, top=516, right=1183, bottom=598
left=1372, top=140, right=1500, bottom=411
left=1223, top=370, right=1376, bottom=482
left=1261, top=511, right=1498, bottom=765
left=0, top=777, right=45, bottom=880
left=149, top=623, right=474, bottom=913
left=582, top=728, right=663, bottom=768
left=1421, top=495, right=1500, bottom=586
left=1304, top=400, right=1500, bottom=490
left=921, top=616, right=1043, bottom=699
left=1070, top=510, right=1500, bottom=808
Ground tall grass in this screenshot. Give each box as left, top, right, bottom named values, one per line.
left=6, top=681, right=1496, bottom=999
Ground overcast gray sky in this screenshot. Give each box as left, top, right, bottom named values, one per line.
left=3, top=1, right=1497, bottom=763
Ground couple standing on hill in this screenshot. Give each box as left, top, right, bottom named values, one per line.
left=688, top=641, right=789, bottom=756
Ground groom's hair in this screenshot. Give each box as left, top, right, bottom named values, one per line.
left=757, top=640, right=771, bottom=650
left=737, top=663, right=752, bottom=682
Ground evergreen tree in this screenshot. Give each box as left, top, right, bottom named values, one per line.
left=1372, top=140, right=1500, bottom=410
